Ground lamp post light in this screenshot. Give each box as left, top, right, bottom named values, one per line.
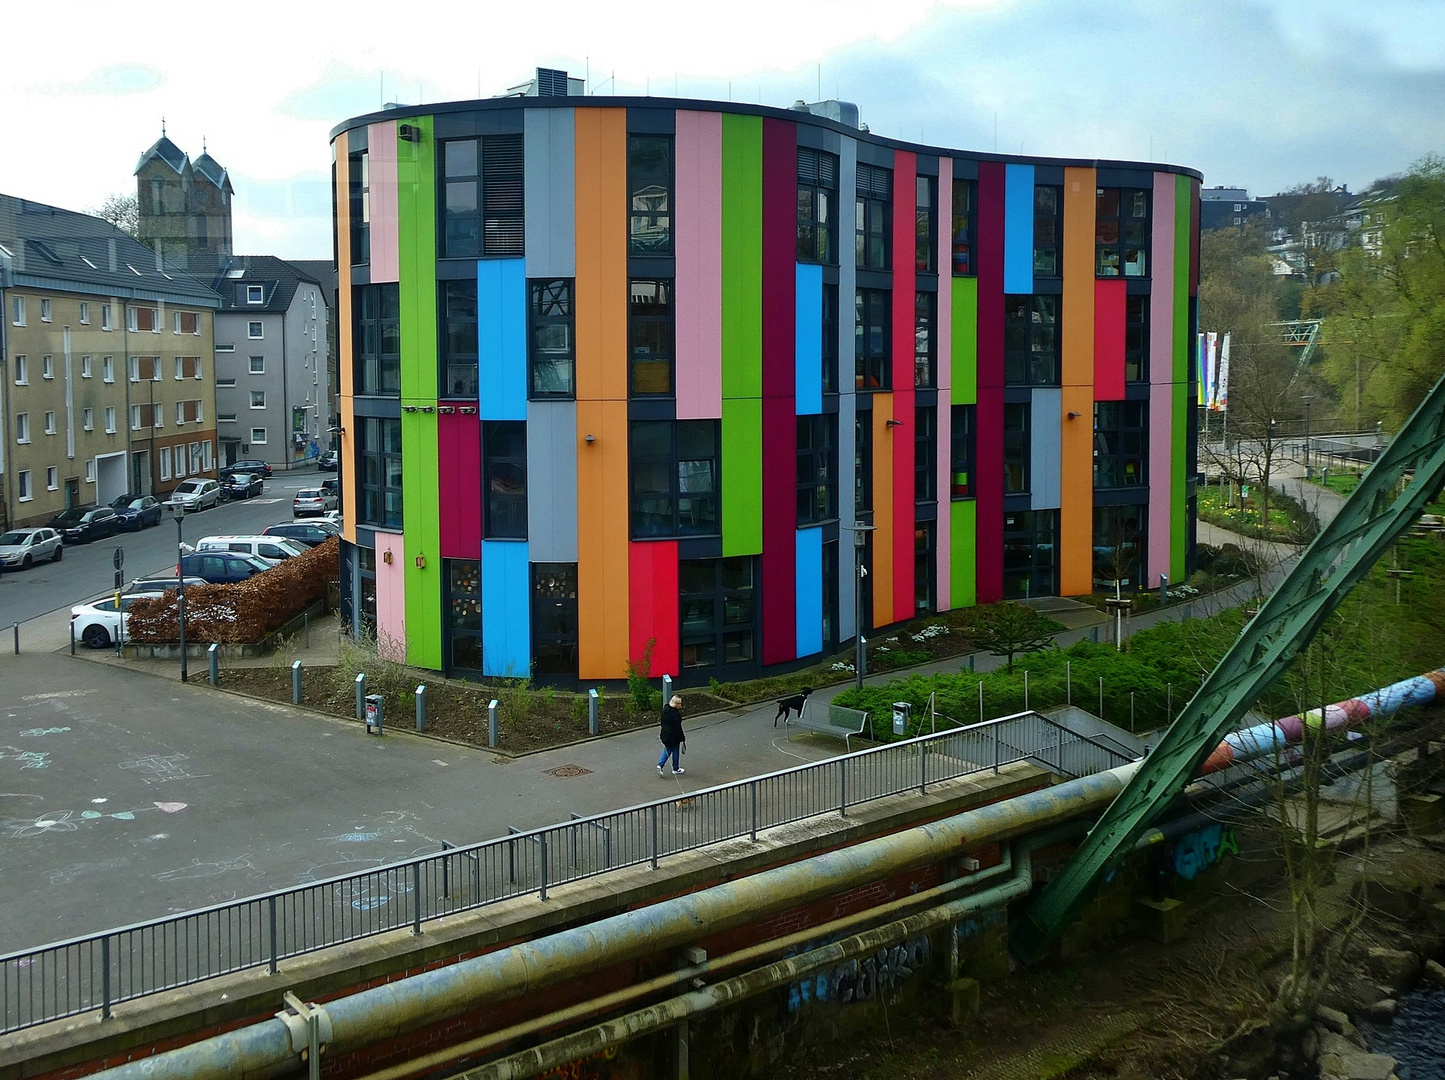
left=1301, top=393, right=1314, bottom=480
left=842, top=520, right=876, bottom=690
left=172, top=504, right=189, bottom=682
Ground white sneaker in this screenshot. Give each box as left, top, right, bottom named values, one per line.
left=657, top=765, right=663, bottom=776
left=675, top=767, right=685, bottom=775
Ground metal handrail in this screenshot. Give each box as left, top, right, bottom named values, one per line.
left=0, top=710, right=1132, bottom=1033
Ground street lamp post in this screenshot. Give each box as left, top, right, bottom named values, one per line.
left=842, top=520, right=876, bottom=690
left=172, top=505, right=188, bottom=682
left=1301, top=393, right=1314, bottom=479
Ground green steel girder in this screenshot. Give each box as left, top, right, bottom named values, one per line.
left=1012, top=371, right=1445, bottom=963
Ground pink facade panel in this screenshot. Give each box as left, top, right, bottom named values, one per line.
left=935, top=157, right=953, bottom=611
left=675, top=111, right=723, bottom=420
left=1147, top=173, right=1176, bottom=585
left=374, top=529, right=407, bottom=660
left=368, top=121, right=400, bottom=284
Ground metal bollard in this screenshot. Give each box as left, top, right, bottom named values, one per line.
left=1098, top=677, right=1104, bottom=719
left=69, top=621, right=76, bottom=656
left=661, top=673, right=672, bottom=704
left=588, top=688, right=599, bottom=736
left=488, top=699, right=499, bottom=748
left=304, top=610, right=310, bottom=649
left=208, top=643, right=219, bottom=686
left=292, top=660, right=303, bottom=705
left=11, top=622, right=18, bottom=654
left=1066, top=660, right=1072, bottom=705
left=415, top=685, right=426, bottom=731
left=355, top=672, right=366, bottom=721
left=965, top=654, right=975, bottom=673
left=1023, top=670, right=1029, bottom=710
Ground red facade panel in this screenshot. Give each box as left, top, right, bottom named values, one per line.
left=890, top=151, right=918, bottom=624
left=1093, top=278, right=1128, bottom=401
left=974, top=162, right=1007, bottom=604
left=629, top=541, right=680, bottom=677
left=437, top=411, right=481, bottom=560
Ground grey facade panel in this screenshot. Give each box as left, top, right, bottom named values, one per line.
left=527, top=401, right=578, bottom=561
left=524, top=109, right=575, bottom=279
left=837, top=136, right=858, bottom=644
left=1030, top=387, right=1062, bottom=510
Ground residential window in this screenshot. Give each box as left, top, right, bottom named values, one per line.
left=249, top=355, right=265, bottom=374
left=1093, top=506, right=1145, bottom=589
left=13, top=355, right=26, bottom=385
left=1093, top=401, right=1147, bottom=488
left=679, top=557, right=756, bottom=669
left=101, top=304, right=112, bottom=331
left=445, top=560, right=483, bottom=673
left=915, top=175, right=937, bottom=273
left=1096, top=188, right=1150, bottom=277
left=102, top=356, right=114, bottom=383
left=797, top=147, right=838, bottom=264
left=83, top=408, right=94, bottom=431
left=1033, top=186, right=1062, bottom=276
left=821, top=284, right=839, bottom=394
left=251, top=427, right=267, bottom=444
left=175, top=310, right=201, bottom=334
left=353, top=284, right=400, bottom=395
left=85, top=459, right=95, bottom=483
left=247, top=321, right=263, bottom=339
left=130, top=405, right=141, bottom=431
left=176, top=356, right=202, bottom=380
left=246, top=285, right=264, bottom=304
left=159, top=446, right=172, bottom=481
left=483, top=421, right=527, bottom=539
left=104, top=407, right=116, bottom=434
left=628, top=135, right=673, bottom=254
left=1125, top=296, right=1148, bottom=382
left=950, top=404, right=976, bottom=498
left=854, top=288, right=890, bottom=391
left=40, top=298, right=52, bottom=323
left=440, top=279, right=479, bottom=398
left=218, top=412, right=238, bottom=422
left=14, top=413, right=29, bottom=443
left=531, top=564, right=579, bottom=677
left=177, top=402, right=186, bottom=426
left=11, top=296, right=24, bottom=326
left=41, top=355, right=53, bottom=380
left=1003, top=295, right=1059, bottom=385
left=629, top=279, right=674, bottom=395
left=79, top=301, right=90, bottom=325
left=528, top=279, right=575, bottom=397
left=46, top=466, right=58, bottom=491
left=129, top=306, right=158, bottom=332
left=914, top=291, right=936, bottom=388
left=796, top=414, right=837, bottom=525
left=251, top=390, right=266, bottom=409
left=630, top=420, right=720, bottom=538
left=854, top=413, right=872, bottom=514
left=915, top=406, right=937, bottom=502
left=81, top=355, right=92, bottom=379
left=349, top=150, right=370, bottom=264
left=357, top=416, right=403, bottom=528
left=855, top=163, right=892, bottom=270
left=44, top=411, right=56, bottom=435
left=952, top=177, right=976, bottom=275
left=1003, top=403, right=1029, bottom=494
left=440, top=134, right=524, bottom=258
left=17, top=470, right=31, bottom=501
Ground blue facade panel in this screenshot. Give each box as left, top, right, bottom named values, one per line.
left=482, top=540, right=531, bottom=676
left=795, top=526, right=824, bottom=658
left=1003, top=163, right=1035, bottom=295
left=478, top=259, right=527, bottom=420
left=795, top=263, right=824, bottom=415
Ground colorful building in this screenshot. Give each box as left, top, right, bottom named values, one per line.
left=331, top=75, right=1200, bottom=685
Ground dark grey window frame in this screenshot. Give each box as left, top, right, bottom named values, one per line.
left=915, top=405, right=937, bottom=503
left=1125, top=295, right=1148, bottom=382
left=950, top=403, right=976, bottom=499
left=483, top=420, right=528, bottom=539
left=1004, top=402, right=1030, bottom=494
left=796, top=413, right=837, bottom=525
left=1093, top=400, right=1147, bottom=489
left=440, top=134, right=524, bottom=259
left=914, top=290, right=936, bottom=389
left=1095, top=187, right=1150, bottom=278
left=855, top=287, right=890, bottom=392
left=349, top=150, right=369, bottom=265
left=628, top=134, right=674, bottom=254
left=531, top=563, right=579, bottom=677
left=440, top=279, right=478, bottom=398
left=1003, top=295, right=1060, bottom=386
left=353, top=283, right=400, bottom=396
left=529, top=279, right=576, bottom=398
left=630, top=420, right=720, bottom=538
left=797, top=147, right=839, bottom=265
left=915, top=174, right=937, bottom=273
left=821, top=283, right=839, bottom=394
left=629, top=279, right=674, bottom=397
left=952, top=177, right=976, bottom=277
left=679, top=557, right=756, bottom=670
left=1033, top=185, right=1063, bottom=277
left=357, top=416, right=402, bottom=527
left=855, top=163, right=892, bottom=271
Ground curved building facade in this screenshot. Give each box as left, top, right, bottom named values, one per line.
left=331, top=86, right=1201, bottom=685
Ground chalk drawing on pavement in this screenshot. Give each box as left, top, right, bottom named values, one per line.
left=21, top=690, right=97, bottom=701
left=19, top=727, right=70, bottom=737
left=7, top=811, right=79, bottom=838
left=155, top=855, right=256, bottom=881
left=49, top=857, right=129, bottom=886
left=118, top=754, right=207, bottom=784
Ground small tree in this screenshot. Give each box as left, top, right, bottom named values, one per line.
left=971, top=602, right=1063, bottom=673
left=626, top=638, right=657, bottom=713
left=91, top=193, right=139, bottom=238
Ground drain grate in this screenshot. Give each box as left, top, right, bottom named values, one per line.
left=546, top=764, right=592, bottom=778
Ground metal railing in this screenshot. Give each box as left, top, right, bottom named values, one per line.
left=0, top=710, right=1133, bottom=1034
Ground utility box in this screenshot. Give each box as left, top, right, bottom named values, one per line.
left=892, top=702, right=912, bottom=737
left=364, top=694, right=384, bottom=736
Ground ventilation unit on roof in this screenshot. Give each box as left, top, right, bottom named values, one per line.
left=535, top=68, right=570, bottom=97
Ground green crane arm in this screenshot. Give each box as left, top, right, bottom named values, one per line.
left=1012, top=371, right=1445, bottom=963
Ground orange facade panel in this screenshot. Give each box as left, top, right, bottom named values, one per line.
left=1059, top=167, right=1096, bottom=596
left=574, top=109, right=628, bottom=403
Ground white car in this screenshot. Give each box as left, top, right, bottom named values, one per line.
left=0, top=528, right=63, bottom=569
left=71, top=595, right=154, bottom=649
left=194, top=535, right=308, bottom=567
left=293, top=489, right=339, bottom=517
left=167, top=478, right=222, bottom=511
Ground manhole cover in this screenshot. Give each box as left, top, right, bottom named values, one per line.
left=546, top=764, right=592, bottom=778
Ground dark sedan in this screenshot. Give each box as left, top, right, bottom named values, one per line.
left=49, top=505, right=120, bottom=543
left=177, top=551, right=271, bottom=584
left=110, top=494, right=163, bottom=531
left=262, top=521, right=339, bottom=547
left=223, top=472, right=265, bottom=499
left=318, top=450, right=339, bottom=471
left=220, top=459, right=274, bottom=480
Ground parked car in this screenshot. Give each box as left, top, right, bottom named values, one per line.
left=123, top=576, right=207, bottom=595
left=71, top=595, right=154, bottom=649
left=293, top=488, right=339, bottom=517
left=262, top=520, right=339, bottom=547
left=222, top=472, right=265, bottom=500
left=110, top=494, right=164, bottom=531
left=0, top=528, right=63, bottom=569
left=49, top=505, right=120, bottom=543
left=318, top=450, right=339, bottom=471
left=167, top=478, right=222, bottom=512
left=177, top=551, right=271, bottom=584
left=220, top=459, right=274, bottom=480
left=195, top=535, right=308, bottom=566
left=320, top=477, right=340, bottom=497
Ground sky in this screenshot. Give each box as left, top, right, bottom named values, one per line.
left=4, top=0, right=1441, bottom=261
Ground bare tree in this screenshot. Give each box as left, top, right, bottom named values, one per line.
left=91, top=192, right=139, bottom=238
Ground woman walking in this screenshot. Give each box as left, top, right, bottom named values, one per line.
left=657, top=695, right=686, bottom=777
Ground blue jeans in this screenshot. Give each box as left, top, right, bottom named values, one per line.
left=657, top=745, right=680, bottom=771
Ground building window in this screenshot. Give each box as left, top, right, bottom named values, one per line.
left=1125, top=296, right=1148, bottom=382
left=915, top=175, right=937, bottom=272
left=85, top=459, right=95, bottom=483
left=1096, top=188, right=1150, bottom=277
left=628, top=135, right=673, bottom=254
left=914, top=291, right=936, bottom=388
left=251, top=427, right=267, bottom=444
left=797, top=147, right=838, bottom=264
left=950, top=404, right=976, bottom=498
left=81, top=355, right=92, bottom=379
left=440, top=279, right=479, bottom=398
left=250, top=390, right=266, bottom=409
left=43, top=411, right=56, bottom=436
left=83, top=408, right=94, bottom=431
left=104, top=407, right=116, bottom=434
left=249, top=355, right=265, bottom=375
left=247, top=321, right=263, bottom=339
left=855, top=163, right=892, bottom=271
left=532, top=564, right=579, bottom=677
left=630, top=420, right=719, bottom=538
left=1094, top=506, right=1144, bottom=590
left=915, top=406, right=937, bottom=502
left=79, top=301, right=90, bottom=325
left=17, top=470, right=31, bottom=501
left=14, top=413, right=29, bottom=443
left=1003, top=510, right=1058, bottom=599
left=177, top=402, right=186, bottom=426
left=218, top=413, right=237, bottom=422
left=854, top=413, right=872, bottom=514
left=13, top=355, right=26, bottom=385
left=1004, top=402, right=1029, bottom=494
left=1003, top=295, right=1060, bottom=385
left=483, top=421, right=527, bottom=539
left=353, top=283, right=400, bottom=395
left=159, top=446, right=172, bottom=481
left=357, top=416, right=403, bottom=528
left=41, top=355, right=53, bottom=380
left=628, top=279, right=674, bottom=396
left=102, top=356, right=114, bottom=383
left=175, top=310, right=201, bottom=334
left=952, top=177, right=977, bottom=276
left=528, top=279, right=575, bottom=397
left=40, top=298, right=52, bottom=323
left=11, top=296, right=24, bottom=326
left=1093, top=401, right=1147, bottom=488
left=854, top=288, right=890, bottom=391
left=246, top=285, right=264, bottom=304
left=1033, top=186, right=1062, bottom=277
left=130, top=405, right=141, bottom=431
left=129, top=306, right=158, bottom=333
left=796, top=414, right=837, bottom=525
left=349, top=150, right=370, bottom=264
left=445, top=560, right=482, bottom=673
left=914, top=522, right=936, bottom=614
left=101, top=304, right=112, bottom=331
left=441, top=134, right=525, bottom=258
left=679, top=558, right=756, bottom=669
left=46, top=466, right=58, bottom=491
left=821, top=284, right=839, bottom=394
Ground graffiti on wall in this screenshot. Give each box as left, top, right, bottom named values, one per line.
left=1172, top=824, right=1239, bottom=881
left=786, top=936, right=931, bottom=1012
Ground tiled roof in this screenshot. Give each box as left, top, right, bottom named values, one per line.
left=135, top=136, right=189, bottom=176
left=212, top=255, right=320, bottom=314
left=192, top=152, right=232, bottom=191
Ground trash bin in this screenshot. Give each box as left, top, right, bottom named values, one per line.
left=892, top=702, right=912, bottom=737
left=365, top=694, right=384, bottom=736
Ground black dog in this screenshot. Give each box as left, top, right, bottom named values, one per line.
left=774, top=687, right=813, bottom=726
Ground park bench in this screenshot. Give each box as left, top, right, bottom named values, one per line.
left=785, top=702, right=872, bottom=751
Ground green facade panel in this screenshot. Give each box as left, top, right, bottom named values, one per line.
left=721, top=397, right=762, bottom=556
left=950, top=499, right=977, bottom=609
left=720, top=114, right=762, bottom=402
left=950, top=276, right=978, bottom=405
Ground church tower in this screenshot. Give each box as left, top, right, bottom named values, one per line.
left=135, top=127, right=233, bottom=272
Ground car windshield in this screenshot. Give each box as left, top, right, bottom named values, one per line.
left=53, top=508, right=86, bottom=525
left=175, top=481, right=203, bottom=493
left=110, top=494, right=138, bottom=509
left=242, top=555, right=271, bottom=571
left=0, top=531, right=31, bottom=545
